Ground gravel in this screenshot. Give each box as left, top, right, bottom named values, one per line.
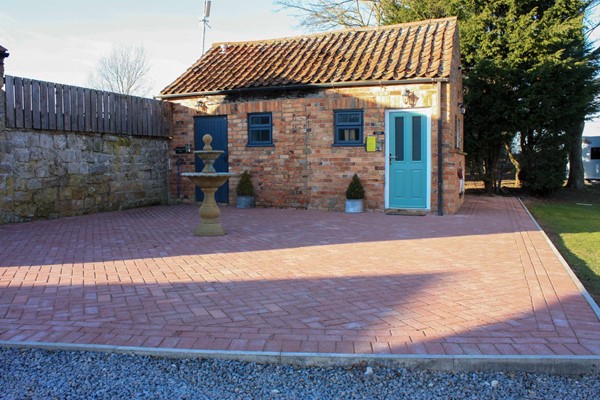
left=1, top=347, right=599, bottom=399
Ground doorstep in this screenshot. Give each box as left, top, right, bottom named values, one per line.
left=384, top=208, right=428, bottom=216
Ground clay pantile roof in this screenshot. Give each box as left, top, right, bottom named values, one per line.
left=160, top=17, right=457, bottom=96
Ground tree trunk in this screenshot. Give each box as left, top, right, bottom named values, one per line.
left=483, top=178, right=495, bottom=194
left=505, top=143, right=521, bottom=187
left=483, top=157, right=496, bottom=194
left=566, top=120, right=585, bottom=189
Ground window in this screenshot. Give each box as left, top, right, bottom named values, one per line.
left=248, top=112, right=273, bottom=146
left=412, top=116, right=422, bottom=161
left=592, top=147, right=600, bottom=160
left=455, top=115, right=461, bottom=150
left=394, top=116, right=404, bottom=161
left=334, top=110, right=363, bottom=146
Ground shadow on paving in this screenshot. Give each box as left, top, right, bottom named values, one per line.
left=1, top=275, right=599, bottom=356
left=0, top=196, right=535, bottom=266
left=0, top=272, right=444, bottom=350
left=407, top=292, right=600, bottom=357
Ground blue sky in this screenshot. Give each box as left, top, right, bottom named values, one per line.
left=0, top=0, right=301, bottom=95
left=1, top=0, right=600, bottom=135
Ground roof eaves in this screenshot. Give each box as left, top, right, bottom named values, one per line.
left=156, top=77, right=450, bottom=100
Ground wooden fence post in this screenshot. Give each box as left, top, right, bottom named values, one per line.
left=0, top=44, right=9, bottom=129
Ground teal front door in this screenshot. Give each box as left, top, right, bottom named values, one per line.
left=388, top=111, right=429, bottom=209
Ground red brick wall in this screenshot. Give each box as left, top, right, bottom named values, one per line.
left=167, top=81, right=464, bottom=214
left=442, top=28, right=466, bottom=215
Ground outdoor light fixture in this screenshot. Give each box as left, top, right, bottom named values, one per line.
left=458, top=102, right=466, bottom=115
left=403, top=89, right=418, bottom=107
left=403, top=89, right=410, bottom=104
left=195, top=99, right=206, bottom=112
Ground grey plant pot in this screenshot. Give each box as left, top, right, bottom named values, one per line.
left=345, top=199, right=364, bottom=213
left=236, top=195, right=255, bottom=209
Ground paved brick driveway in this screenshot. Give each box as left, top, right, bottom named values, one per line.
left=0, top=196, right=599, bottom=356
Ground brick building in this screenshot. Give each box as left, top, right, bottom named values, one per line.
left=159, top=17, right=465, bottom=214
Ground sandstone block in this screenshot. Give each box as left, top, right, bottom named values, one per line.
left=53, top=134, right=67, bottom=150
left=33, top=187, right=58, bottom=205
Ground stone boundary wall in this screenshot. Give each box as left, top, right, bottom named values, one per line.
left=0, top=50, right=170, bottom=224
left=0, top=129, right=169, bottom=224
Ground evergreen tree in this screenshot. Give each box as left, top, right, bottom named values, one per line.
left=500, top=0, right=599, bottom=193
left=346, top=174, right=365, bottom=199
left=236, top=171, right=254, bottom=196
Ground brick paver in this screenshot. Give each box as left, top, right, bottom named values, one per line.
left=0, top=196, right=599, bottom=355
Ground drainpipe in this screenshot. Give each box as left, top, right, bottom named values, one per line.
left=437, top=81, right=444, bottom=216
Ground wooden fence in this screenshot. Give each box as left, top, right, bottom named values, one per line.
left=3, top=75, right=170, bottom=137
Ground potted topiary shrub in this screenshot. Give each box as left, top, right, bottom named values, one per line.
left=236, top=171, right=255, bottom=208
left=345, top=174, right=364, bottom=213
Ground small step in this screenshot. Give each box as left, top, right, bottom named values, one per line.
left=384, top=208, right=428, bottom=216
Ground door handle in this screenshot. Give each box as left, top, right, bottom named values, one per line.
left=389, top=153, right=394, bottom=164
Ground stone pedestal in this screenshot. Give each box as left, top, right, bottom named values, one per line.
left=185, top=175, right=230, bottom=236
left=196, top=186, right=225, bottom=236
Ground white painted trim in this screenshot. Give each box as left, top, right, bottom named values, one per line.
left=384, top=108, right=432, bottom=210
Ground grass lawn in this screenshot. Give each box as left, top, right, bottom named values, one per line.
left=523, top=183, right=600, bottom=304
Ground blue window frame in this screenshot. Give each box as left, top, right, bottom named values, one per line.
left=334, top=110, right=363, bottom=146
left=248, top=112, right=273, bottom=146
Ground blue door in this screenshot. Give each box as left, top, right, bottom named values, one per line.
left=194, top=116, right=229, bottom=203
left=388, top=111, right=428, bottom=209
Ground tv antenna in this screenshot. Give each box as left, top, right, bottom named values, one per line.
left=200, top=0, right=212, bottom=54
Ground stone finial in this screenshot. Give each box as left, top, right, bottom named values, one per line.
left=0, top=45, right=9, bottom=82
left=0, top=45, right=8, bottom=65
left=202, top=134, right=213, bottom=150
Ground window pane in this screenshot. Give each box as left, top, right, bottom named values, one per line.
left=251, top=129, right=271, bottom=143
left=455, top=116, right=460, bottom=149
left=395, top=117, right=404, bottom=161
left=337, top=128, right=359, bottom=142
left=592, top=147, right=600, bottom=160
left=412, top=116, right=422, bottom=161
left=337, top=112, right=361, bottom=124
left=260, top=130, right=270, bottom=142
left=250, top=114, right=270, bottom=126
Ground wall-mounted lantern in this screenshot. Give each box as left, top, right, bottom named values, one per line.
left=403, top=89, right=418, bottom=107
left=196, top=99, right=206, bottom=113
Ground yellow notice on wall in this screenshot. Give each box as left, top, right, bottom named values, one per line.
left=365, top=136, right=377, bottom=152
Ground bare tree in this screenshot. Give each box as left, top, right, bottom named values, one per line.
left=88, top=43, right=152, bottom=97
left=275, top=0, right=386, bottom=31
